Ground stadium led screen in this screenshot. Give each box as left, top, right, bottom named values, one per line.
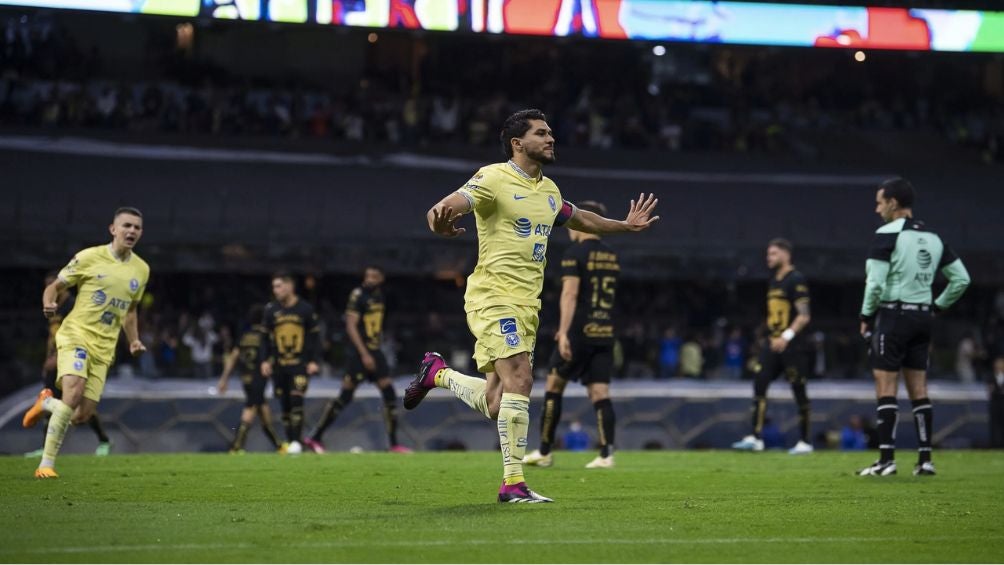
left=4, top=0, right=1003, bottom=52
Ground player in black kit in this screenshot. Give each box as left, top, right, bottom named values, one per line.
left=304, top=266, right=410, bottom=453
left=260, top=272, right=321, bottom=454
left=524, top=201, right=619, bottom=469
left=732, top=239, right=814, bottom=454
left=215, top=304, right=284, bottom=453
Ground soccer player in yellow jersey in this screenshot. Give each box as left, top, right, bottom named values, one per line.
left=22, top=207, right=150, bottom=479
left=404, top=109, right=659, bottom=503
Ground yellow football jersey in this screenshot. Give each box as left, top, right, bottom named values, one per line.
left=56, top=244, right=150, bottom=364
left=457, top=162, right=575, bottom=312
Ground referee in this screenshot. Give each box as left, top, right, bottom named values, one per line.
left=858, top=178, right=970, bottom=477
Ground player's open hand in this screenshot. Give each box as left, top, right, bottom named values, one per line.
left=361, top=353, right=377, bottom=372
left=430, top=206, right=466, bottom=238
left=43, top=301, right=58, bottom=319
left=130, top=340, right=147, bottom=356
left=306, top=361, right=320, bottom=376
left=624, top=193, right=660, bottom=232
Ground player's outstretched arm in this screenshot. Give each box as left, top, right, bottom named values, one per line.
left=427, top=192, right=472, bottom=238
left=566, top=192, right=659, bottom=234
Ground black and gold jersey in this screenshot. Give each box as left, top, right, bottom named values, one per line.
left=346, top=286, right=384, bottom=352
left=561, top=239, right=619, bottom=345
left=766, top=270, right=810, bottom=339
left=262, top=298, right=320, bottom=368
left=237, top=324, right=267, bottom=376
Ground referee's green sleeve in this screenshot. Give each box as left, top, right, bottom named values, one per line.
left=860, top=258, right=889, bottom=317
left=934, top=259, right=971, bottom=311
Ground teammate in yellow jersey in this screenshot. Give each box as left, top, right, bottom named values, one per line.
left=404, top=109, right=659, bottom=503
left=22, top=207, right=150, bottom=479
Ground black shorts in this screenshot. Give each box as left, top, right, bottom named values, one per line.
left=345, top=350, right=389, bottom=383
left=754, top=341, right=811, bottom=384
left=272, top=366, right=310, bottom=399
left=870, top=308, right=934, bottom=372
left=548, top=341, right=614, bottom=385
left=240, top=373, right=268, bottom=407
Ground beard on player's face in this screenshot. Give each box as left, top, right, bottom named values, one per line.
left=527, top=146, right=556, bottom=165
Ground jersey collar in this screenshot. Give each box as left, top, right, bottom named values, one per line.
left=106, top=243, right=131, bottom=263
left=507, top=160, right=541, bottom=183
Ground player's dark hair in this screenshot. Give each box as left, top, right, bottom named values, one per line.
left=114, top=206, right=143, bottom=220
left=272, top=270, right=295, bottom=285
left=364, top=264, right=385, bottom=275
left=577, top=200, right=608, bottom=217
left=768, top=238, right=793, bottom=254
left=878, top=178, right=915, bottom=208
left=500, top=109, right=547, bottom=159
left=247, top=303, right=264, bottom=325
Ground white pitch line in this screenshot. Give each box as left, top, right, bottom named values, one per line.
left=5, top=535, right=1000, bottom=555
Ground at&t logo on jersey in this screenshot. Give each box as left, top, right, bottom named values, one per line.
left=92, top=290, right=107, bottom=306
left=513, top=217, right=532, bottom=238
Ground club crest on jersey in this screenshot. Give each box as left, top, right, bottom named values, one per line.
left=532, top=243, right=546, bottom=263
left=92, top=290, right=107, bottom=306
left=73, top=360, right=84, bottom=371
left=130, top=278, right=140, bottom=292
left=548, top=195, right=556, bottom=212
left=505, top=333, right=522, bottom=348
left=499, top=318, right=517, bottom=335
left=513, top=217, right=532, bottom=238
left=74, top=348, right=87, bottom=360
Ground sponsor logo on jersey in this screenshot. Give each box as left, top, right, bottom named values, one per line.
left=917, top=249, right=932, bottom=269
left=74, top=348, right=87, bottom=360
left=92, top=290, right=107, bottom=306
left=514, top=217, right=532, bottom=238
left=532, top=243, right=546, bottom=263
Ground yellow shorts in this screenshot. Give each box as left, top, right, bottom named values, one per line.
left=56, top=344, right=110, bottom=403
left=466, top=304, right=539, bottom=374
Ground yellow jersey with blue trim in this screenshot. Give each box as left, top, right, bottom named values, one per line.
left=55, top=244, right=150, bottom=364
left=457, top=161, right=576, bottom=312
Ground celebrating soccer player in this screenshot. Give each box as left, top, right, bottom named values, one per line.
left=732, top=238, right=814, bottom=454
left=857, top=179, right=970, bottom=476
left=305, top=265, right=411, bottom=454
left=403, top=109, right=659, bottom=503
left=22, top=207, right=150, bottom=478
left=524, top=200, right=621, bottom=469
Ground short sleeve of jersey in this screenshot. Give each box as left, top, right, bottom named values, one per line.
left=789, top=272, right=811, bottom=305
left=57, top=248, right=93, bottom=288
left=560, top=244, right=584, bottom=279
left=346, top=288, right=364, bottom=315
left=554, top=200, right=576, bottom=227
left=456, top=168, right=496, bottom=212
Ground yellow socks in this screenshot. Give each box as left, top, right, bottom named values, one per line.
left=40, top=397, right=72, bottom=469
left=437, top=369, right=491, bottom=419
left=498, top=392, right=530, bottom=486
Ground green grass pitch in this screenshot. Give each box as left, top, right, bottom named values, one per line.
left=2, top=450, right=1003, bottom=563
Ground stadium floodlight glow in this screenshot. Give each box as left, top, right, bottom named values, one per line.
left=1, top=0, right=1003, bottom=53
left=854, top=50, right=867, bottom=61
left=652, top=45, right=667, bottom=56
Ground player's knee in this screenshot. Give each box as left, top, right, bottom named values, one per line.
left=587, top=387, right=610, bottom=403
left=72, top=405, right=94, bottom=425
